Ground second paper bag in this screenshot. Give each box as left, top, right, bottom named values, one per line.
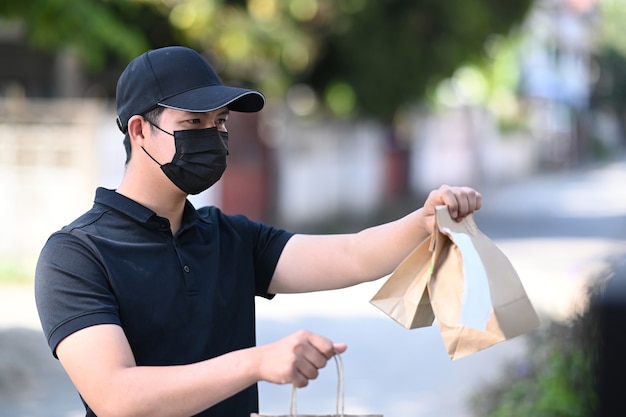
left=370, top=205, right=540, bottom=360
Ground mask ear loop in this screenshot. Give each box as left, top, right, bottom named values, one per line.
left=140, top=118, right=173, bottom=167
left=141, top=146, right=163, bottom=167
left=289, top=355, right=345, bottom=417
left=145, top=119, right=174, bottom=137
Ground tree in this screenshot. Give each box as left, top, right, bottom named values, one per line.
left=308, top=0, right=533, bottom=121
left=165, top=0, right=533, bottom=121
left=1, top=0, right=533, bottom=122
left=0, top=0, right=166, bottom=69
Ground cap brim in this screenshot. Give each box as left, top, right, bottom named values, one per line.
left=159, top=85, right=265, bottom=113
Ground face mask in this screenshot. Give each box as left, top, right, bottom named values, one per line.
left=142, top=124, right=229, bottom=195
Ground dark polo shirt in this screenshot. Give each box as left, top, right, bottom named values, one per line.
left=35, top=187, right=293, bottom=417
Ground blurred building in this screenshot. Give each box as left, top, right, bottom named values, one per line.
left=518, top=0, right=599, bottom=167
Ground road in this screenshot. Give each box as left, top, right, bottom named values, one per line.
left=1, top=159, right=625, bottom=417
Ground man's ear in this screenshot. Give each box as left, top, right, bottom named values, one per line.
left=127, top=115, right=148, bottom=147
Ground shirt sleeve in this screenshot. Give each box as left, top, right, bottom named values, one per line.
left=35, top=232, right=121, bottom=358
left=250, top=220, right=294, bottom=299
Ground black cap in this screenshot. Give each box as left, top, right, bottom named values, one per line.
left=116, top=46, right=265, bottom=133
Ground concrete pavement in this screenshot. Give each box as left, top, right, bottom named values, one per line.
left=1, top=158, right=625, bottom=417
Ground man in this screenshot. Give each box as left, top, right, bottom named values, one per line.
left=35, top=46, right=482, bottom=417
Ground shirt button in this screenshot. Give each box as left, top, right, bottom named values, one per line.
left=183, top=265, right=190, bottom=273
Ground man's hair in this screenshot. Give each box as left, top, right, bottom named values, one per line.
left=123, top=106, right=166, bottom=164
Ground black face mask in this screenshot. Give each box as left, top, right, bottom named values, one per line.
left=142, top=124, right=229, bottom=195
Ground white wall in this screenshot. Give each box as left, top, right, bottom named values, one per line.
left=0, top=99, right=103, bottom=270
left=0, top=99, right=540, bottom=274
left=272, top=114, right=386, bottom=226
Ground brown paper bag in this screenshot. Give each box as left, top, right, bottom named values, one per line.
left=252, top=355, right=382, bottom=417
left=370, top=205, right=540, bottom=360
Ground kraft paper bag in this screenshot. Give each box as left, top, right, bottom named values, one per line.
left=252, top=355, right=382, bottom=417
left=370, top=205, right=540, bottom=360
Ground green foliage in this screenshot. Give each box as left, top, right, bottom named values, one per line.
left=598, top=0, right=626, bottom=57
left=309, top=0, right=533, bottom=121
left=0, top=0, right=170, bottom=69
left=470, top=299, right=600, bottom=417
left=1, top=0, right=533, bottom=122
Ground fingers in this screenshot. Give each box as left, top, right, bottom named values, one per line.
left=258, top=330, right=346, bottom=388
left=291, top=331, right=340, bottom=387
left=428, top=185, right=482, bottom=220
left=292, top=340, right=348, bottom=388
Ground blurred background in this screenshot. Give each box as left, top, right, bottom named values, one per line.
left=1, top=0, right=625, bottom=416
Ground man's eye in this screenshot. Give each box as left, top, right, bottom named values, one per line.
left=216, top=119, right=227, bottom=126
left=187, top=119, right=201, bottom=124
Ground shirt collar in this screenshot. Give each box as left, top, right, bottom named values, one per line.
left=94, top=187, right=204, bottom=228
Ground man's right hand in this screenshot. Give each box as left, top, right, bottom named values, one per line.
left=254, top=330, right=347, bottom=388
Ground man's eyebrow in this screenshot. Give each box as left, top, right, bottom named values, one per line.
left=183, top=110, right=229, bottom=117
left=183, top=111, right=207, bottom=117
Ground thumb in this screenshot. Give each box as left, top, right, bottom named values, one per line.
left=333, top=343, right=348, bottom=355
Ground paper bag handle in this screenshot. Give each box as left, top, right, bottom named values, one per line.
left=289, top=354, right=345, bottom=417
